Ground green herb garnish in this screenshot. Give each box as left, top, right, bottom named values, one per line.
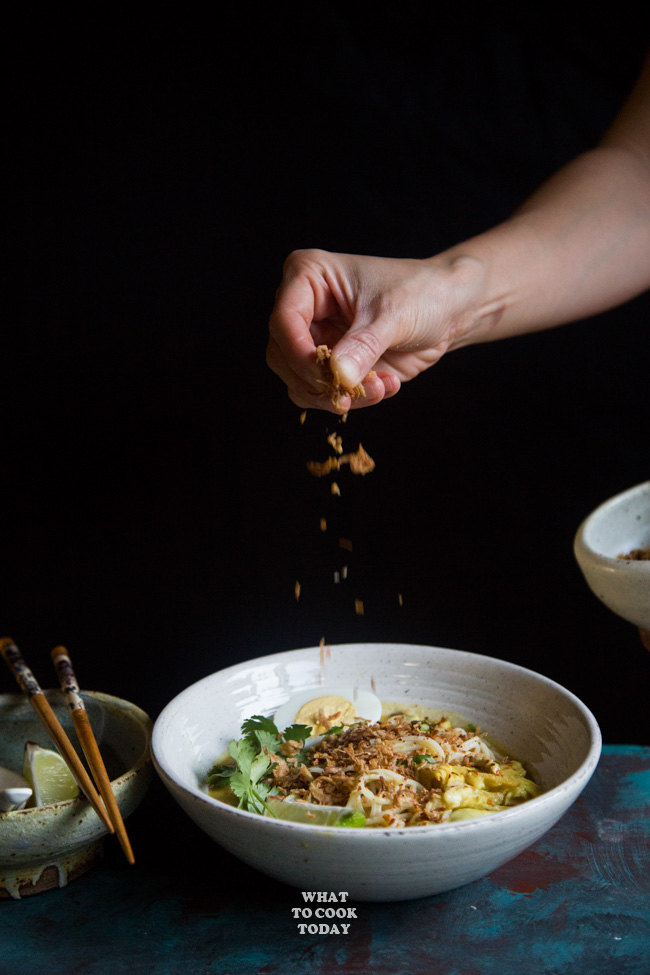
left=336, top=810, right=366, bottom=828
left=323, top=725, right=345, bottom=736
left=207, top=714, right=312, bottom=814
left=282, top=722, right=312, bottom=745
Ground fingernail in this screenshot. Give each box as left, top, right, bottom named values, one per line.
left=333, top=354, right=360, bottom=388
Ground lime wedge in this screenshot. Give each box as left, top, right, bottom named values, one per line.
left=22, top=741, right=80, bottom=806
left=264, top=796, right=365, bottom=827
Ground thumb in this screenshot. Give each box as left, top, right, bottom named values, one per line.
left=330, top=321, right=391, bottom=388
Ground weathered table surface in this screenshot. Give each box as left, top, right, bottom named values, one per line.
left=2, top=745, right=648, bottom=975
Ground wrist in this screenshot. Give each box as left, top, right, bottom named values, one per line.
left=422, top=251, right=493, bottom=351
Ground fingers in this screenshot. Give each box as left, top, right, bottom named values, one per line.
left=266, top=334, right=333, bottom=411
left=268, top=260, right=323, bottom=389
left=267, top=249, right=405, bottom=412
left=266, top=336, right=397, bottom=412
left=340, top=372, right=401, bottom=410
left=267, top=250, right=346, bottom=412
left=375, top=371, right=401, bottom=401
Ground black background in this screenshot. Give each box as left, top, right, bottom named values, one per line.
left=8, top=9, right=650, bottom=744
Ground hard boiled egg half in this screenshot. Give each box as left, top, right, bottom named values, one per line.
left=273, top=686, right=382, bottom=736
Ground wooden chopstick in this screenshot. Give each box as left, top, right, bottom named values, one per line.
left=0, top=637, right=114, bottom=833
left=51, top=645, right=135, bottom=865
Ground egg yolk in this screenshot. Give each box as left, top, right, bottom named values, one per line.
left=294, top=695, right=357, bottom=734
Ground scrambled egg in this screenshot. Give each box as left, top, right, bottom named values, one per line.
left=416, top=760, right=541, bottom=820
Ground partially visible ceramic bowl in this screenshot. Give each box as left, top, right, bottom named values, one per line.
left=152, top=642, right=601, bottom=902
left=0, top=691, right=152, bottom=899
left=574, top=480, right=650, bottom=631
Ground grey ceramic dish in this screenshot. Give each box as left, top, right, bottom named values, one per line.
left=0, top=690, right=152, bottom=899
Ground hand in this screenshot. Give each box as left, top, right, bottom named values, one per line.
left=266, top=248, right=482, bottom=412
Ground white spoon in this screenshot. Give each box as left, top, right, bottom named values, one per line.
left=0, top=766, right=32, bottom=812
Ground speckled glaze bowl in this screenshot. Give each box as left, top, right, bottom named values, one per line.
left=0, top=691, right=152, bottom=899
left=152, top=643, right=601, bottom=902
left=574, top=480, right=650, bottom=632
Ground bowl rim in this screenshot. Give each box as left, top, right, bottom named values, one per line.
left=0, top=690, right=152, bottom=821
left=152, top=641, right=602, bottom=836
left=574, top=479, right=650, bottom=567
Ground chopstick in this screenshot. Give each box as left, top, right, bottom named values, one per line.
left=51, top=645, right=135, bottom=865
left=0, top=637, right=114, bottom=833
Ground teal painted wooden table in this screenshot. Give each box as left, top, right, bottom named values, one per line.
left=2, top=745, right=648, bottom=975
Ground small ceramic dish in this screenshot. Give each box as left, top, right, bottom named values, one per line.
left=0, top=767, right=32, bottom=812
left=574, top=480, right=650, bottom=632
left=152, top=642, right=601, bottom=902
left=0, top=690, right=152, bottom=899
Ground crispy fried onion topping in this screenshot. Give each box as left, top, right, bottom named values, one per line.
left=315, top=345, right=375, bottom=411
left=307, top=443, right=375, bottom=478
left=270, top=713, right=540, bottom=827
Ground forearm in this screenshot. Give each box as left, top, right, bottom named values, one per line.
left=437, top=143, right=650, bottom=350
left=268, top=55, right=650, bottom=408
left=440, top=53, right=650, bottom=349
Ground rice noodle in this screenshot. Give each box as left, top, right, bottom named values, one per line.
left=268, top=711, right=540, bottom=827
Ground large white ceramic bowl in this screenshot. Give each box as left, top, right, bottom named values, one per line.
left=0, top=691, right=153, bottom=899
left=574, top=480, right=650, bottom=632
left=152, top=643, right=601, bottom=902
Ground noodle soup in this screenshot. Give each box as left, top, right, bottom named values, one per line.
left=206, top=699, right=540, bottom=828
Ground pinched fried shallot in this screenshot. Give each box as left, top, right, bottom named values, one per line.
left=343, top=443, right=375, bottom=475
left=327, top=432, right=343, bottom=454
left=307, top=456, right=340, bottom=477
left=307, top=444, right=375, bottom=478
left=301, top=346, right=376, bottom=617
left=315, top=345, right=368, bottom=410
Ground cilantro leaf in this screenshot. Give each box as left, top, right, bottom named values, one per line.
left=242, top=715, right=280, bottom=743
left=208, top=715, right=316, bottom=816
left=282, top=723, right=312, bottom=745
left=221, top=737, right=279, bottom=813
left=206, top=760, right=238, bottom=785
